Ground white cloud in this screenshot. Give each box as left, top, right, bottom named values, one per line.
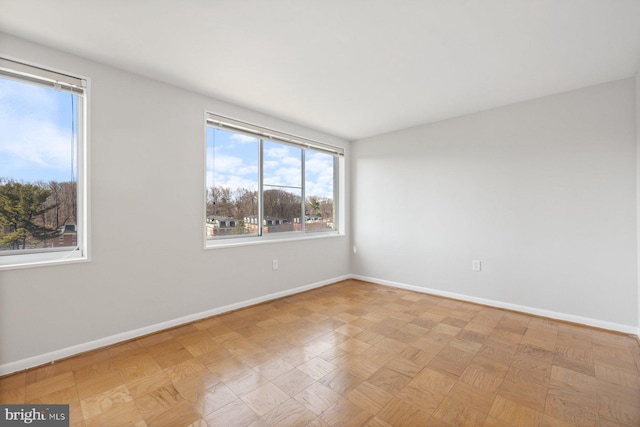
left=207, top=154, right=258, bottom=189
left=215, top=174, right=258, bottom=190
left=306, top=172, right=334, bottom=199
left=264, top=160, right=279, bottom=169
left=237, top=164, right=258, bottom=175
left=281, top=156, right=301, bottom=167
left=230, top=133, right=257, bottom=144
left=264, top=166, right=302, bottom=188
left=0, top=119, right=72, bottom=168
left=306, top=152, right=333, bottom=174
left=213, top=155, right=244, bottom=173
left=265, top=146, right=290, bottom=159
left=0, top=79, right=77, bottom=182
left=0, top=79, right=57, bottom=114
left=205, top=137, right=334, bottom=198
left=304, top=152, right=334, bottom=198
left=206, top=172, right=213, bottom=189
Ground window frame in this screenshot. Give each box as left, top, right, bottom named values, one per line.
left=0, top=56, right=89, bottom=270
left=204, top=112, right=344, bottom=248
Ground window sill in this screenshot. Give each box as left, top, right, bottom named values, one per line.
left=205, top=231, right=344, bottom=249
left=0, top=248, right=88, bottom=270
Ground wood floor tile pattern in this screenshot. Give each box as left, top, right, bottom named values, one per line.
left=2, top=280, right=640, bottom=426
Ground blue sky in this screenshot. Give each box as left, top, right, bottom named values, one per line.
left=0, top=77, right=77, bottom=183
left=206, top=127, right=335, bottom=199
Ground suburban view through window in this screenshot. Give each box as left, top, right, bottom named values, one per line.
left=0, top=74, right=80, bottom=253
left=206, top=126, right=337, bottom=239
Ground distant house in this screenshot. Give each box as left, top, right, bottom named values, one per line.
left=294, top=215, right=322, bottom=223
left=206, top=215, right=237, bottom=236
left=244, top=215, right=293, bottom=233
left=53, top=223, right=77, bottom=247
left=294, top=215, right=329, bottom=231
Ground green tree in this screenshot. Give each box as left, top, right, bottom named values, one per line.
left=306, top=197, right=321, bottom=216
left=231, top=220, right=248, bottom=235
left=0, top=181, right=60, bottom=249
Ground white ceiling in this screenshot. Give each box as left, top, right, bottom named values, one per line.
left=1, top=0, right=639, bottom=140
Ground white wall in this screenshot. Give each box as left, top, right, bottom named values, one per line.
left=637, top=72, right=640, bottom=333
left=352, top=78, right=638, bottom=331
left=1, top=34, right=637, bottom=375
left=0, top=34, right=351, bottom=372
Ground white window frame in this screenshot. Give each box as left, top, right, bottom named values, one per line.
left=204, top=113, right=345, bottom=248
left=0, top=57, right=89, bottom=270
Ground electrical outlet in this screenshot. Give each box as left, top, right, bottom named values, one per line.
left=472, top=260, right=481, bottom=272
left=272, top=259, right=278, bottom=270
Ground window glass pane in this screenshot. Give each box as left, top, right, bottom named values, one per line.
left=305, top=150, right=336, bottom=232
left=205, top=117, right=341, bottom=243
left=206, top=128, right=259, bottom=237
left=263, top=140, right=302, bottom=188
left=263, top=186, right=301, bottom=233
left=263, top=140, right=302, bottom=234
left=0, top=76, right=79, bottom=252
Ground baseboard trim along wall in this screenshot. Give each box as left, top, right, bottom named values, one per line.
left=3, top=273, right=637, bottom=376
left=351, top=274, right=640, bottom=337
left=0, top=275, right=351, bottom=376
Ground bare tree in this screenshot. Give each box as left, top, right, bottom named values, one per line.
left=263, top=189, right=301, bottom=220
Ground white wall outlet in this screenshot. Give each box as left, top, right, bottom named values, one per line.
left=472, top=260, right=481, bottom=272
left=272, top=259, right=279, bottom=270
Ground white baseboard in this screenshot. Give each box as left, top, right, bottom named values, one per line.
left=3, top=273, right=636, bottom=376
left=0, top=275, right=350, bottom=376
left=351, top=274, right=640, bottom=336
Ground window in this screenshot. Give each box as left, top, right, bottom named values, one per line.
left=0, top=58, right=88, bottom=268
left=205, top=113, right=342, bottom=244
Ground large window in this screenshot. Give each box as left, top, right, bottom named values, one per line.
left=205, top=113, right=342, bottom=244
left=0, top=58, right=87, bottom=268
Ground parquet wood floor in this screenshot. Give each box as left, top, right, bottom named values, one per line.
left=2, top=279, right=640, bottom=426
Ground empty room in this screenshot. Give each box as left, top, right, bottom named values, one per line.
left=1, top=1, right=639, bottom=426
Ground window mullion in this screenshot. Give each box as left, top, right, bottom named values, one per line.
left=76, top=89, right=85, bottom=254
left=301, top=149, right=306, bottom=233
left=258, top=139, right=264, bottom=237
left=333, top=155, right=339, bottom=231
